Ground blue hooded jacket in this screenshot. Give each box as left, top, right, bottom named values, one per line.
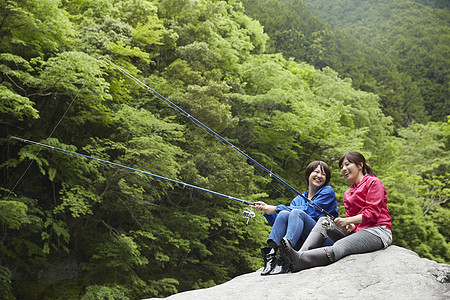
left=264, top=185, right=338, bottom=226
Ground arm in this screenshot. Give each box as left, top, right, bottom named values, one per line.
left=261, top=195, right=306, bottom=214
left=359, top=179, right=386, bottom=225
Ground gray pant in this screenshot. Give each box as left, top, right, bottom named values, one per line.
left=313, top=217, right=385, bottom=262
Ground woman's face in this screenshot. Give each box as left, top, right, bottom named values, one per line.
left=340, top=158, right=363, bottom=183
left=308, top=165, right=326, bottom=188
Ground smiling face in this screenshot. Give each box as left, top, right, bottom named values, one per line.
left=340, top=158, right=364, bottom=184
left=308, top=165, right=326, bottom=188
left=304, top=161, right=331, bottom=188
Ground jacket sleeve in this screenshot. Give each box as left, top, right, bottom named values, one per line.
left=303, top=186, right=337, bottom=219
left=359, top=178, right=386, bottom=225
left=275, top=204, right=293, bottom=213
left=263, top=212, right=278, bottom=226
left=275, top=195, right=306, bottom=213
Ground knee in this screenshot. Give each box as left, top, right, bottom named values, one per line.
left=324, top=247, right=336, bottom=262
left=277, top=210, right=290, bottom=219
left=291, top=209, right=308, bottom=217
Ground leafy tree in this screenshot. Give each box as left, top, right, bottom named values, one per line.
left=397, top=119, right=449, bottom=216
left=377, top=118, right=450, bottom=262
left=0, top=0, right=75, bottom=57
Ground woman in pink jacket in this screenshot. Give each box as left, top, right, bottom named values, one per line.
left=280, top=151, right=392, bottom=272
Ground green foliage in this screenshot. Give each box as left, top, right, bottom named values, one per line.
left=396, top=120, right=449, bottom=215
left=0, top=0, right=75, bottom=57
left=0, top=53, right=40, bottom=123
left=389, top=198, right=449, bottom=263
left=0, top=200, right=28, bottom=229
left=81, top=285, right=129, bottom=300
left=0, top=266, right=14, bottom=300
left=303, top=0, right=449, bottom=122
left=378, top=118, right=449, bottom=262
left=243, top=0, right=433, bottom=128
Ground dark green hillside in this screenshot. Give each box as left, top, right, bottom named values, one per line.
left=303, top=0, right=449, bottom=121
left=242, top=0, right=441, bottom=127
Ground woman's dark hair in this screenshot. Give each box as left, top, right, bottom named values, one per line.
left=338, top=151, right=375, bottom=176
left=304, top=161, right=331, bottom=186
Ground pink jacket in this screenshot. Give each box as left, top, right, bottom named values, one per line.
left=344, top=174, right=392, bottom=232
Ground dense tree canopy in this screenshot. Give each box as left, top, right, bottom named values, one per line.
left=0, top=0, right=448, bottom=299
left=242, top=0, right=449, bottom=127
left=302, top=0, right=449, bottom=123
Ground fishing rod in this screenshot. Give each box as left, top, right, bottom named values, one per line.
left=104, top=58, right=335, bottom=219
left=11, top=136, right=257, bottom=223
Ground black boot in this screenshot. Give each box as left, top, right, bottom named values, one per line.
left=299, top=231, right=326, bottom=251
left=280, top=237, right=334, bottom=273
left=269, top=250, right=290, bottom=275
left=260, top=247, right=277, bottom=276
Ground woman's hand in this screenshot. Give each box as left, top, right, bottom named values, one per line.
left=342, top=223, right=356, bottom=234
left=334, top=217, right=356, bottom=234
left=333, top=217, right=349, bottom=228
left=252, top=201, right=267, bottom=211
left=252, top=201, right=277, bottom=214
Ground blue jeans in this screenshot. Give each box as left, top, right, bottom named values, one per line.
left=268, top=209, right=333, bottom=250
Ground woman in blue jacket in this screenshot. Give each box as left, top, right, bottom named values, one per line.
left=253, top=161, right=338, bottom=275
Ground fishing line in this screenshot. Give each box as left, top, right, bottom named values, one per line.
left=10, top=137, right=255, bottom=208
left=104, top=58, right=334, bottom=219
left=4, top=77, right=89, bottom=201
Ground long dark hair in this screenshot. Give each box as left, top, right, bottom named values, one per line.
left=304, top=161, right=331, bottom=186
left=338, top=151, right=375, bottom=176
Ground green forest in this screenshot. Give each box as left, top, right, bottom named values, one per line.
left=0, top=0, right=448, bottom=299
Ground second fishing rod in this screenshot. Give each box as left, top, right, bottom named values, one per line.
left=104, top=58, right=335, bottom=219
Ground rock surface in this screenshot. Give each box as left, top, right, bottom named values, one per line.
left=146, top=246, right=449, bottom=300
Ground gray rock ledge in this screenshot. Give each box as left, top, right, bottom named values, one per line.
left=146, top=245, right=449, bottom=300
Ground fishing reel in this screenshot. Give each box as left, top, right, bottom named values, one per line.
left=242, top=207, right=256, bottom=225
left=321, top=216, right=334, bottom=231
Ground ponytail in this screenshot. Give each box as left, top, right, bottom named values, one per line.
left=364, top=164, right=375, bottom=176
